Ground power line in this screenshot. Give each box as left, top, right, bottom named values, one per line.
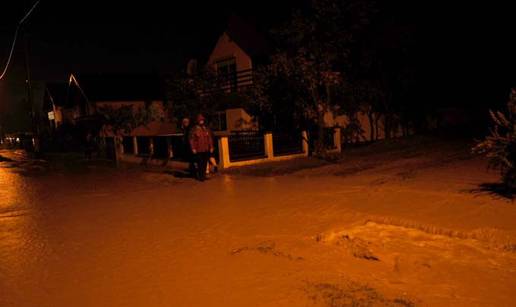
left=20, top=1, right=41, bottom=25
left=0, top=0, right=41, bottom=81
left=0, top=27, right=21, bottom=81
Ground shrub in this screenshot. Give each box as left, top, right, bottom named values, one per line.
left=473, top=89, right=516, bottom=188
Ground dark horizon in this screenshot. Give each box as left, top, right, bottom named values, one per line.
left=1, top=1, right=515, bottom=132
left=0, top=1, right=305, bottom=81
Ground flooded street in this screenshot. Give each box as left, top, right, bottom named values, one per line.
left=1, top=148, right=516, bottom=306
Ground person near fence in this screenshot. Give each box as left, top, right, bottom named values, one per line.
left=189, top=114, right=214, bottom=181
left=181, top=117, right=195, bottom=176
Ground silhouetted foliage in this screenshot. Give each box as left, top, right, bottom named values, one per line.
left=346, top=8, right=419, bottom=138
left=97, top=103, right=163, bottom=136
left=247, top=0, right=376, bottom=154
left=474, top=89, right=516, bottom=188
left=165, top=68, right=242, bottom=128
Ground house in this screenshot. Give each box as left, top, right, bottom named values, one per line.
left=44, top=73, right=178, bottom=158
left=189, top=16, right=270, bottom=132
left=67, top=73, right=175, bottom=129
left=194, top=17, right=360, bottom=138
left=203, top=17, right=406, bottom=143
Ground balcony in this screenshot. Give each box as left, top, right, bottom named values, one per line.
left=202, top=68, right=254, bottom=95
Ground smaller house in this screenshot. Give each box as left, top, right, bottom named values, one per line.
left=44, top=73, right=179, bottom=158
left=66, top=73, right=176, bottom=135
left=69, top=73, right=178, bottom=158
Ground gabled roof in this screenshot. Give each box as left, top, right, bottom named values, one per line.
left=71, top=73, right=164, bottom=102
left=187, top=15, right=272, bottom=68
left=43, top=82, right=68, bottom=110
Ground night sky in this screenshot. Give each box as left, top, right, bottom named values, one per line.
left=0, top=1, right=304, bottom=80
left=1, top=0, right=515, bottom=132
left=0, top=0, right=302, bottom=131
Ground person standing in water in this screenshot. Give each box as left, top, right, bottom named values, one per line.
left=189, top=114, right=214, bottom=181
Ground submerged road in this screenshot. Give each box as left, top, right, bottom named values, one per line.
left=1, top=148, right=516, bottom=307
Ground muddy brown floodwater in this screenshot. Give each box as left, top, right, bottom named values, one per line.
left=1, top=148, right=516, bottom=307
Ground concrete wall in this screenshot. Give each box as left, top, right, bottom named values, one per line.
left=118, top=130, right=343, bottom=169
left=325, top=110, right=407, bottom=143
left=217, top=131, right=312, bottom=169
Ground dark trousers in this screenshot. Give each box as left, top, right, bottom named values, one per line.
left=194, top=152, right=210, bottom=180
left=185, top=153, right=195, bottom=176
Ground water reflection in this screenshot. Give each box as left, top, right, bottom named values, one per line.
left=0, top=162, right=24, bottom=214
left=0, top=154, right=45, bottom=298
left=221, top=174, right=236, bottom=194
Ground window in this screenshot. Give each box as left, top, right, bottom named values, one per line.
left=215, top=57, right=237, bottom=92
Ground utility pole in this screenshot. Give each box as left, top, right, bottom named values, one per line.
left=0, top=0, right=40, bottom=151
left=22, top=1, right=39, bottom=153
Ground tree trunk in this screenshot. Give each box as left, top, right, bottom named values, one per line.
left=312, top=87, right=326, bottom=156
left=384, top=114, right=392, bottom=139
left=315, top=109, right=325, bottom=155
left=114, top=136, right=123, bottom=168
left=402, top=121, right=409, bottom=137
left=367, top=111, right=375, bottom=142
left=374, top=115, right=380, bottom=141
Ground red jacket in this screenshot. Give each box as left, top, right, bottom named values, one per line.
left=189, top=125, right=214, bottom=153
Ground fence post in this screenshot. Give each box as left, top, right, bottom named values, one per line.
left=333, top=127, right=342, bottom=153
left=114, top=136, right=123, bottom=166
left=264, top=132, right=273, bottom=159
left=218, top=136, right=231, bottom=169
left=100, top=136, right=107, bottom=158
left=301, top=131, right=309, bottom=156
left=118, top=136, right=124, bottom=155
left=133, top=136, right=138, bottom=155
left=149, top=138, right=154, bottom=157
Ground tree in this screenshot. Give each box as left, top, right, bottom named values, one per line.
left=96, top=104, right=164, bottom=136
left=473, top=89, right=516, bottom=188
left=165, top=68, right=239, bottom=129
left=248, top=0, right=375, bottom=154
left=345, top=79, right=384, bottom=141
left=244, top=64, right=308, bottom=131
left=95, top=103, right=164, bottom=164
left=347, top=12, right=419, bottom=139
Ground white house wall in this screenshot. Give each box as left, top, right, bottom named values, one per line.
left=225, top=108, right=258, bottom=131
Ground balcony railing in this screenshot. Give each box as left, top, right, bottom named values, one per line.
left=202, top=68, right=254, bottom=95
